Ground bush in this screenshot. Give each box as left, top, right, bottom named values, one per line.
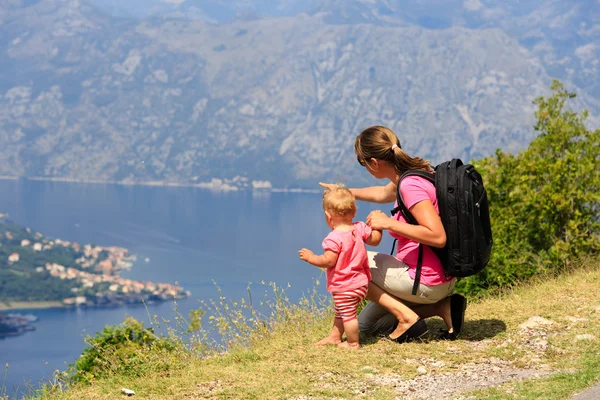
left=458, top=80, right=600, bottom=295
left=67, top=318, right=179, bottom=384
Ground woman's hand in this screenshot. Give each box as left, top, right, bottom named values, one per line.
left=318, top=182, right=337, bottom=191
left=366, top=210, right=392, bottom=231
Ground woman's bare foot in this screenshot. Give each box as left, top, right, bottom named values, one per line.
left=337, top=341, right=360, bottom=350
left=314, top=336, right=342, bottom=346
left=388, top=318, right=419, bottom=340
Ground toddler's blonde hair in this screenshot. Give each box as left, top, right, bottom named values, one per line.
left=322, top=185, right=356, bottom=218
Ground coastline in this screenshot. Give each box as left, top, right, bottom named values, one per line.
left=0, top=301, right=64, bottom=311
left=0, top=175, right=321, bottom=194
left=1, top=208, right=189, bottom=315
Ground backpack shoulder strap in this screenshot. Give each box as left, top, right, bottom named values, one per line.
left=390, top=169, right=435, bottom=222
left=389, top=169, right=435, bottom=296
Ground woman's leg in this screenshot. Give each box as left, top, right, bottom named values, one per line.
left=363, top=251, right=462, bottom=339
left=411, top=278, right=458, bottom=331
left=412, top=297, right=452, bottom=330
left=357, top=299, right=398, bottom=336
left=364, top=251, right=423, bottom=338
left=366, top=281, right=420, bottom=340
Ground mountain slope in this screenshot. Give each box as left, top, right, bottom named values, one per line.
left=0, top=0, right=598, bottom=187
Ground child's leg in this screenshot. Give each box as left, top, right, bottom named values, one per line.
left=314, top=316, right=344, bottom=346
left=338, top=318, right=360, bottom=349
left=334, top=285, right=369, bottom=349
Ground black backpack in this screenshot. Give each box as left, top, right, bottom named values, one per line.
left=390, top=158, right=493, bottom=295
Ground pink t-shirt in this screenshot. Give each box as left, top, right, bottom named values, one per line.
left=390, top=175, right=453, bottom=286
left=322, top=221, right=373, bottom=293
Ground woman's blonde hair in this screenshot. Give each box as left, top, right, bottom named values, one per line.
left=322, top=185, right=356, bottom=218
left=354, top=125, right=432, bottom=176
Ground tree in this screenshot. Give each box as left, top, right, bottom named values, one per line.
left=459, top=80, right=600, bottom=295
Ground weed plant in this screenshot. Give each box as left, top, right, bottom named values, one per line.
left=27, top=278, right=331, bottom=398
left=1, top=363, right=8, bottom=400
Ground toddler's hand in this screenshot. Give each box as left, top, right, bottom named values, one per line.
left=367, top=210, right=390, bottom=231
left=298, top=248, right=314, bottom=262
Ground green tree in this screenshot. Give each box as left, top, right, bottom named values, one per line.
left=459, top=80, right=600, bottom=294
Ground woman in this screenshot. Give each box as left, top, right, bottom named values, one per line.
left=320, top=125, right=466, bottom=343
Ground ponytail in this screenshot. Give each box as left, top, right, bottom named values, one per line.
left=356, top=126, right=431, bottom=176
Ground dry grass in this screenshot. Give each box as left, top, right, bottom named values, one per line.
left=24, top=260, right=600, bottom=400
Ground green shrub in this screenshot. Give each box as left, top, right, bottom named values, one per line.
left=458, top=80, right=600, bottom=295
left=67, top=317, right=179, bottom=384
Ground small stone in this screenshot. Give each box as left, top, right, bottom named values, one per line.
left=519, top=316, right=554, bottom=330
left=416, top=366, right=428, bottom=375
left=531, top=338, right=548, bottom=350
left=575, top=334, right=596, bottom=341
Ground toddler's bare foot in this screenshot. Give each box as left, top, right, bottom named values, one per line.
left=337, top=341, right=360, bottom=350
left=314, top=337, right=342, bottom=346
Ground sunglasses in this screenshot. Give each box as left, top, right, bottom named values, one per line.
left=357, top=156, right=366, bottom=167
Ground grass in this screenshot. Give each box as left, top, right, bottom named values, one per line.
left=12, top=260, right=600, bottom=400
left=1, top=364, right=8, bottom=400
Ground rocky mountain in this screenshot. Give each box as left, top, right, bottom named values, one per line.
left=0, top=0, right=598, bottom=188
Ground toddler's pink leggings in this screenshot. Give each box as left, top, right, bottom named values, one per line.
left=332, top=284, right=368, bottom=322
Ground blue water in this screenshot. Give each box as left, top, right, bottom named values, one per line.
left=0, top=179, right=392, bottom=398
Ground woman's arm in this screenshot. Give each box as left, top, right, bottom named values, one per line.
left=367, top=201, right=446, bottom=248
left=319, top=182, right=397, bottom=204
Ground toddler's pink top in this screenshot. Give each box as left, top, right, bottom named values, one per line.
left=390, top=175, right=454, bottom=286
left=322, top=221, right=372, bottom=293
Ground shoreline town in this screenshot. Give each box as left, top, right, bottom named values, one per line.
left=1, top=220, right=190, bottom=338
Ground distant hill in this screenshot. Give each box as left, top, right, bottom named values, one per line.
left=0, top=0, right=598, bottom=188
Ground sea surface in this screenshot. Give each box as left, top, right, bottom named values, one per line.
left=0, top=179, right=392, bottom=398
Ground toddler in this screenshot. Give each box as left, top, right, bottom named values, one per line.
left=299, top=185, right=382, bottom=349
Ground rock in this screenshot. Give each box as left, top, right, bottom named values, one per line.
left=530, top=338, right=549, bottom=351
left=121, top=388, right=135, bottom=396
left=575, top=334, right=596, bottom=341
left=416, top=366, right=428, bottom=375
left=519, top=316, right=554, bottom=330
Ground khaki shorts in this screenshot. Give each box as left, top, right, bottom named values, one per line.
left=367, top=251, right=455, bottom=305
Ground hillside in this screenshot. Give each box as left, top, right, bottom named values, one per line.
left=1, top=0, right=599, bottom=188
left=34, top=260, right=600, bottom=400
left=91, top=0, right=600, bottom=101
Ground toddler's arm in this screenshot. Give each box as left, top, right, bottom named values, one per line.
left=298, top=248, right=338, bottom=268
left=365, top=229, right=383, bottom=246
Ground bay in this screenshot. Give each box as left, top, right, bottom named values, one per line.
left=0, top=179, right=392, bottom=398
